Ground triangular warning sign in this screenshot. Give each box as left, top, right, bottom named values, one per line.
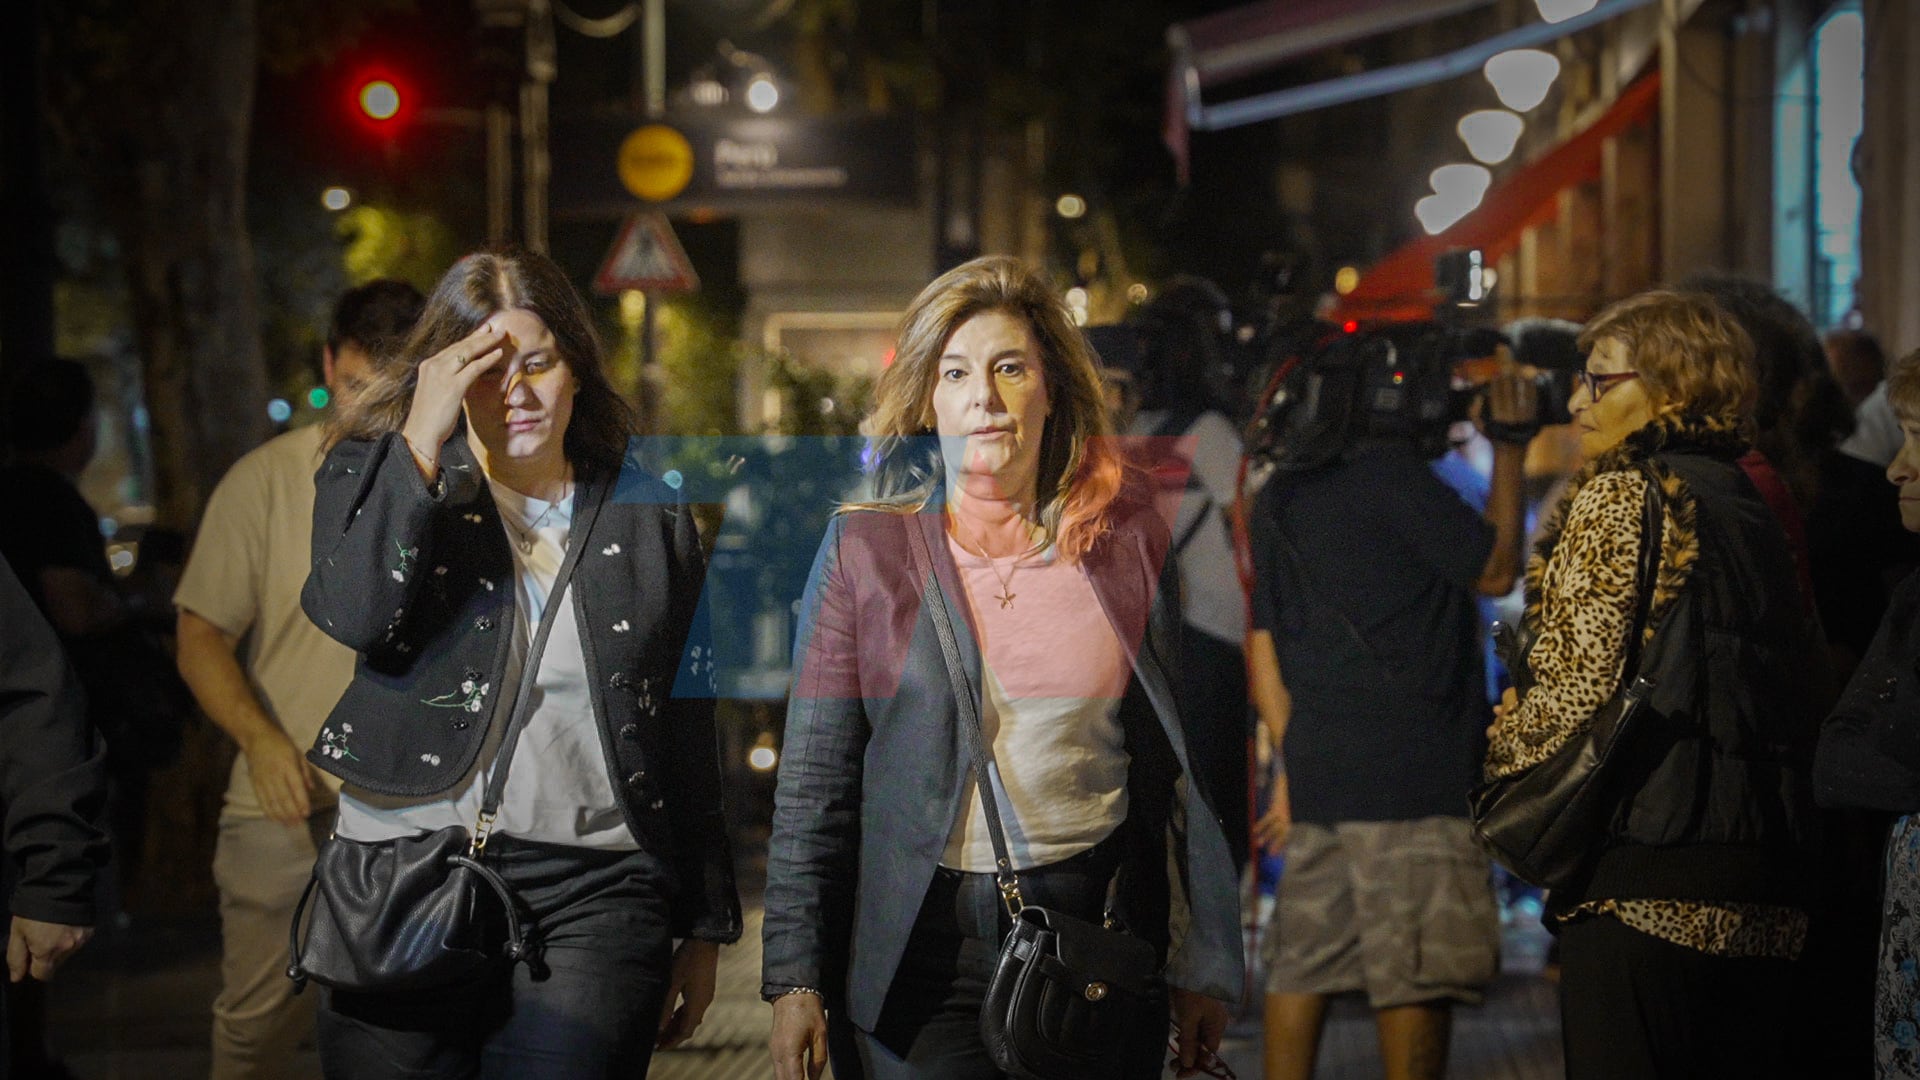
left=593, top=212, right=700, bottom=295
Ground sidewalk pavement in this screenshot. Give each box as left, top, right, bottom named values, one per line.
left=41, top=900, right=1561, bottom=1079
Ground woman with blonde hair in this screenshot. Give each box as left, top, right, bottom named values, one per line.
left=762, top=255, right=1242, bottom=1079
left=1483, top=289, right=1822, bottom=1077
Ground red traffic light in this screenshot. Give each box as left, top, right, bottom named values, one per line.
left=358, top=79, right=401, bottom=122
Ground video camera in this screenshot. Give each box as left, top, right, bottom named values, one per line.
left=1245, top=320, right=1576, bottom=473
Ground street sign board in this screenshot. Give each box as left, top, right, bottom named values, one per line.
left=592, top=212, right=699, bottom=295
left=553, top=113, right=918, bottom=218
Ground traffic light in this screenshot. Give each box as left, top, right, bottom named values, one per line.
left=349, top=72, right=410, bottom=131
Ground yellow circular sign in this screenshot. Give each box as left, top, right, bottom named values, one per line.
left=617, top=124, right=695, bottom=203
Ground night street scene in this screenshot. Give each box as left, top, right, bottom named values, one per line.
left=0, top=0, right=1914, bottom=1077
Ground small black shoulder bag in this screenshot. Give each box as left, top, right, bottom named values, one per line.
left=286, top=482, right=605, bottom=994
left=903, top=516, right=1162, bottom=1080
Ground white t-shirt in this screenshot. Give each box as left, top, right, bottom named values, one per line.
left=1130, top=409, right=1246, bottom=647
left=334, top=479, right=635, bottom=849
left=940, top=536, right=1132, bottom=871
left=173, top=424, right=356, bottom=820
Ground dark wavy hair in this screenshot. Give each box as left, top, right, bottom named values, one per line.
left=325, top=249, right=638, bottom=478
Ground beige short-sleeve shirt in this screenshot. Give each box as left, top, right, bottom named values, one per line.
left=174, top=424, right=355, bottom=819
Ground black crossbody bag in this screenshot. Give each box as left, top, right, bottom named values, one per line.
left=286, top=483, right=604, bottom=994
left=903, top=517, right=1162, bottom=1080
left=1469, top=463, right=1664, bottom=890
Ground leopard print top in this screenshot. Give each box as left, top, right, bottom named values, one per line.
left=1485, top=467, right=1804, bottom=959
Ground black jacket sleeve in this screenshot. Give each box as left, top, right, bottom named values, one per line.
left=662, top=498, right=743, bottom=942
left=0, top=556, right=109, bottom=926
left=761, top=514, right=865, bottom=997
left=1815, top=573, right=1920, bottom=812
left=303, top=433, right=484, bottom=651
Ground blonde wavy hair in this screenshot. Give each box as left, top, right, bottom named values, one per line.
left=1577, top=289, right=1756, bottom=424
left=850, top=255, right=1130, bottom=561
left=1887, top=348, right=1920, bottom=424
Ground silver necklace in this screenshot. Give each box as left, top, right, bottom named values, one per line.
left=508, top=484, right=570, bottom=555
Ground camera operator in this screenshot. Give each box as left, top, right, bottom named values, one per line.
left=1250, top=354, right=1537, bottom=1080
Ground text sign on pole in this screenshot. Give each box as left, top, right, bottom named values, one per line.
left=592, top=212, right=699, bottom=296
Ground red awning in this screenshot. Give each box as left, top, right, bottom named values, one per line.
left=1330, top=70, right=1661, bottom=323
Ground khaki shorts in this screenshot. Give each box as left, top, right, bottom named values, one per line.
left=1261, top=816, right=1500, bottom=1008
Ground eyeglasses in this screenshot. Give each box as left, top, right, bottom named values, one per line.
left=1578, top=369, right=1640, bottom=401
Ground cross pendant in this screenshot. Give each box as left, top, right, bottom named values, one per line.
left=996, top=590, right=1015, bottom=609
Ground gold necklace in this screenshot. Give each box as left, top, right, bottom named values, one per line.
left=953, top=517, right=1031, bottom=609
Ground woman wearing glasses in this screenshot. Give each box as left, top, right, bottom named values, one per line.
left=1483, top=290, right=1822, bottom=1078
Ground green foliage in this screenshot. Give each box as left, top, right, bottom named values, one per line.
left=336, top=205, right=457, bottom=292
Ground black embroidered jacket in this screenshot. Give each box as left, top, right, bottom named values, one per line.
left=301, top=431, right=741, bottom=942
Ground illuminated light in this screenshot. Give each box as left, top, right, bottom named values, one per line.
left=1430, top=163, right=1492, bottom=203
left=321, top=186, right=352, bottom=211
left=359, top=79, right=401, bottom=121
left=690, top=77, right=728, bottom=107
left=1065, top=286, right=1089, bottom=308
left=748, top=732, right=778, bottom=772
left=1126, top=283, right=1149, bottom=304
left=663, top=469, right=684, bottom=490
left=1416, top=193, right=1475, bottom=235
left=1456, top=110, right=1524, bottom=165
left=109, top=548, right=135, bottom=572
left=308, top=387, right=330, bottom=409
left=1534, top=0, right=1599, bottom=23
left=1334, top=266, right=1360, bottom=295
left=882, top=347, right=897, bottom=368
left=745, top=74, right=779, bottom=113
left=1071, top=307, right=1088, bottom=327
left=1392, top=371, right=1406, bottom=385
left=619, top=289, right=648, bottom=326
left=1481, top=267, right=1499, bottom=293
left=1056, top=193, right=1087, bottom=219
left=267, top=398, right=293, bottom=423
left=1484, top=49, right=1560, bottom=112
left=1343, top=320, right=1360, bottom=334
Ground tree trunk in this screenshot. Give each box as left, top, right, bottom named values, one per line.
left=1, top=0, right=56, bottom=391
left=110, top=0, right=268, bottom=530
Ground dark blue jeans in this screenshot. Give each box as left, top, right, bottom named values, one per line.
left=854, top=832, right=1167, bottom=1080
left=317, top=836, right=676, bottom=1080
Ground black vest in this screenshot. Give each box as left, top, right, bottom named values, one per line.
left=1568, top=447, right=1822, bottom=910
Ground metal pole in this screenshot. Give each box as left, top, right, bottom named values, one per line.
left=485, top=103, right=513, bottom=246
left=645, top=0, right=665, bottom=119
left=522, top=0, right=556, bottom=252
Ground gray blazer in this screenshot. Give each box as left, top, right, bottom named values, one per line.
left=760, top=498, right=1243, bottom=1031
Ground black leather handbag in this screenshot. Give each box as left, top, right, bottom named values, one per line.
left=287, top=486, right=602, bottom=994
left=903, top=518, right=1163, bottom=1080
left=1469, top=464, right=1664, bottom=890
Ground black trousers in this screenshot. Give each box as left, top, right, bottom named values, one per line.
left=853, top=832, right=1167, bottom=1080
left=317, top=836, right=677, bottom=1080
left=1558, top=914, right=1796, bottom=1080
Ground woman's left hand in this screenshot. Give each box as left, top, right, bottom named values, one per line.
left=1169, top=987, right=1230, bottom=1078
left=656, top=939, right=721, bottom=1049
left=1487, top=686, right=1519, bottom=739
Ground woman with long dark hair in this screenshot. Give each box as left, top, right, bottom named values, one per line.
left=303, top=249, right=739, bottom=1077
left=762, top=255, right=1242, bottom=1080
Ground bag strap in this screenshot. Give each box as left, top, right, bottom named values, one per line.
left=470, top=472, right=610, bottom=856
left=1617, top=461, right=1665, bottom=678
left=901, top=513, right=1028, bottom=918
